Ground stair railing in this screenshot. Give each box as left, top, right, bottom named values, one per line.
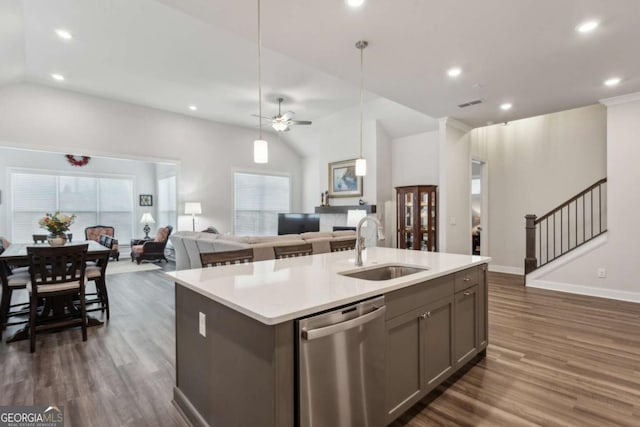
left=525, top=178, right=607, bottom=274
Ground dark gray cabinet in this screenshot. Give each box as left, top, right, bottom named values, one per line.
left=423, top=295, right=454, bottom=391
left=453, top=284, right=479, bottom=367
left=385, top=264, right=488, bottom=425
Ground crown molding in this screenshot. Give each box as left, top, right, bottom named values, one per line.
left=438, top=117, right=473, bottom=133
left=599, top=91, right=640, bottom=106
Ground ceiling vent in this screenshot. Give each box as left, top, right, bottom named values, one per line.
left=458, top=99, right=483, bottom=108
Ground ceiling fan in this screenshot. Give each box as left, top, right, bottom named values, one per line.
left=253, top=97, right=312, bottom=132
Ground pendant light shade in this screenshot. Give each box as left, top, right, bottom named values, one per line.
left=355, top=158, right=367, bottom=176
left=355, top=40, right=368, bottom=177
left=254, top=139, right=268, bottom=163
left=253, top=0, right=268, bottom=163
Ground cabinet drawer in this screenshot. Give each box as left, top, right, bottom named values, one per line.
left=454, top=267, right=479, bottom=293
left=386, top=275, right=453, bottom=320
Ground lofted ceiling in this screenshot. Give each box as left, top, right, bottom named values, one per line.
left=1, top=0, right=638, bottom=156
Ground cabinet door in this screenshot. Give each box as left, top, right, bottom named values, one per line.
left=385, top=307, right=425, bottom=422
left=423, top=295, right=454, bottom=391
left=454, top=285, right=479, bottom=367
left=478, top=265, right=488, bottom=350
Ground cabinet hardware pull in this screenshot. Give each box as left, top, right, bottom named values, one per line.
left=463, top=291, right=471, bottom=296
left=463, top=276, right=471, bottom=281
left=420, top=311, right=431, bottom=319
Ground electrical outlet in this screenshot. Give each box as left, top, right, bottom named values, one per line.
left=199, top=312, right=206, bottom=337
left=450, top=216, right=457, bottom=226
left=597, top=268, right=607, bottom=279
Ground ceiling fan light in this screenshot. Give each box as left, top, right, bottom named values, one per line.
left=254, top=139, right=268, bottom=163
left=355, top=158, right=367, bottom=176
left=272, top=121, right=288, bottom=132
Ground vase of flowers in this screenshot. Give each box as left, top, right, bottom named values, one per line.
left=38, top=212, right=76, bottom=246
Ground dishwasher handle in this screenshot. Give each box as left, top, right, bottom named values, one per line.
left=301, top=305, right=386, bottom=341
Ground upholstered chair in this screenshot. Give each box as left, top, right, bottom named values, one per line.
left=130, top=226, right=173, bottom=264
left=84, top=226, right=120, bottom=261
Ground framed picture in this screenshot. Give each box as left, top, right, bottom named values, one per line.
left=328, top=159, right=363, bottom=198
left=139, top=194, right=153, bottom=207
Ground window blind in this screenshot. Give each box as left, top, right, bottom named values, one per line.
left=157, top=176, right=177, bottom=230
left=234, top=172, right=290, bottom=236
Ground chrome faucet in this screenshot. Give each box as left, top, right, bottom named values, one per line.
left=355, top=216, right=385, bottom=267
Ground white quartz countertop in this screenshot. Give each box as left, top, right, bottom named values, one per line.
left=166, top=247, right=491, bottom=325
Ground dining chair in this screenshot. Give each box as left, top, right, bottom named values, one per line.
left=0, top=242, right=31, bottom=338
left=330, top=239, right=357, bottom=252
left=32, top=234, right=47, bottom=244
left=273, top=243, right=313, bottom=259
left=200, top=249, right=254, bottom=268
left=27, top=244, right=89, bottom=353
left=85, top=251, right=111, bottom=320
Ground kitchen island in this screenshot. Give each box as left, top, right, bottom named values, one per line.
left=167, top=247, right=491, bottom=427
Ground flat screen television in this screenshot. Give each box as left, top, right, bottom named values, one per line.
left=278, top=213, right=320, bottom=235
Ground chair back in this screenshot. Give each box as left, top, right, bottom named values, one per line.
left=274, top=243, right=313, bottom=259
left=201, top=249, right=254, bottom=268
left=330, top=239, right=357, bottom=252
left=32, top=234, right=48, bottom=244
left=27, top=245, right=88, bottom=295
left=154, top=225, right=173, bottom=243
left=85, top=226, right=115, bottom=241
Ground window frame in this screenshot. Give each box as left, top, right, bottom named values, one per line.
left=232, top=169, right=292, bottom=236
left=8, top=167, right=136, bottom=243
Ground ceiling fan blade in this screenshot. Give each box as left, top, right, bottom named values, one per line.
left=289, top=120, right=312, bottom=125
left=251, top=114, right=274, bottom=120
left=281, top=111, right=295, bottom=121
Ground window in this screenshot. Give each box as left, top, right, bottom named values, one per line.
left=234, top=172, right=290, bottom=236
left=157, top=176, right=177, bottom=229
left=471, top=178, right=481, bottom=195
left=11, top=172, right=134, bottom=243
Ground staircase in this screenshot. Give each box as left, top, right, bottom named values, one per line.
left=524, top=178, right=607, bottom=274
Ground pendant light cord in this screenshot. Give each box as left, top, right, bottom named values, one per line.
left=359, top=41, right=364, bottom=158
left=257, top=0, right=263, bottom=140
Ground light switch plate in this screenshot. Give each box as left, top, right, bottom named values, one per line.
left=199, top=312, right=206, bottom=337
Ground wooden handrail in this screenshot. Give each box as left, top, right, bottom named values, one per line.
left=525, top=177, right=607, bottom=275
left=535, top=178, right=607, bottom=224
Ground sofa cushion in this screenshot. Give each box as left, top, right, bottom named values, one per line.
left=85, top=226, right=114, bottom=241
left=332, top=230, right=357, bottom=237
left=132, top=245, right=144, bottom=254
left=300, top=232, right=333, bottom=239
left=155, top=227, right=171, bottom=242
left=217, top=235, right=250, bottom=244
left=250, top=239, right=307, bottom=261
left=303, top=237, right=332, bottom=254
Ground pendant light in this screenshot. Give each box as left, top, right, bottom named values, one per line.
left=355, top=40, right=368, bottom=176
left=253, top=0, right=268, bottom=163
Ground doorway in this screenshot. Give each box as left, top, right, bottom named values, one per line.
left=471, top=159, right=487, bottom=255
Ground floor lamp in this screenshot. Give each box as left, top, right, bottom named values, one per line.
left=185, top=202, right=202, bottom=232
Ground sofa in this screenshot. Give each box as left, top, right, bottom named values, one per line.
left=170, top=230, right=357, bottom=270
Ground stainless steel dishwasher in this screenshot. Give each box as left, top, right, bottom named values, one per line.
left=297, top=296, right=386, bottom=427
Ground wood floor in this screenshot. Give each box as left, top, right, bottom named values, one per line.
left=1, top=269, right=639, bottom=426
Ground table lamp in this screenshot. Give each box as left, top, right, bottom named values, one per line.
left=185, top=202, right=202, bottom=232
left=140, top=212, right=155, bottom=239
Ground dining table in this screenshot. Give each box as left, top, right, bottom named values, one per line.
left=0, top=240, right=111, bottom=343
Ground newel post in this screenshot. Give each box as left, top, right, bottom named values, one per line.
left=524, top=214, right=537, bottom=275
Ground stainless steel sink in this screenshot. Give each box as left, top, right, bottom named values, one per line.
left=339, top=264, right=429, bottom=281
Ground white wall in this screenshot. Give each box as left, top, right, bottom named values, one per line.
left=529, top=95, right=640, bottom=301
left=0, top=83, right=302, bottom=234
left=391, top=130, right=439, bottom=188
left=441, top=119, right=472, bottom=255
left=470, top=104, right=607, bottom=271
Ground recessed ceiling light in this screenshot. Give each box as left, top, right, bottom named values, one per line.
left=500, top=103, right=512, bottom=111
left=51, top=73, right=65, bottom=81
left=189, top=105, right=198, bottom=111
left=604, top=77, right=621, bottom=87
left=447, top=67, right=462, bottom=78
left=347, top=0, right=365, bottom=7
left=55, top=29, right=73, bottom=40
left=576, top=20, right=599, bottom=33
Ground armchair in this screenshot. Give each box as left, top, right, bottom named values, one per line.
left=85, top=226, right=120, bottom=261
left=130, top=226, right=173, bottom=264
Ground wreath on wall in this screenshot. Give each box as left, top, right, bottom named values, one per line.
left=65, top=154, right=91, bottom=167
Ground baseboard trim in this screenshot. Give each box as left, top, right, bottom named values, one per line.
left=527, top=279, right=640, bottom=303
left=488, top=264, right=524, bottom=275
left=173, top=387, right=209, bottom=427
